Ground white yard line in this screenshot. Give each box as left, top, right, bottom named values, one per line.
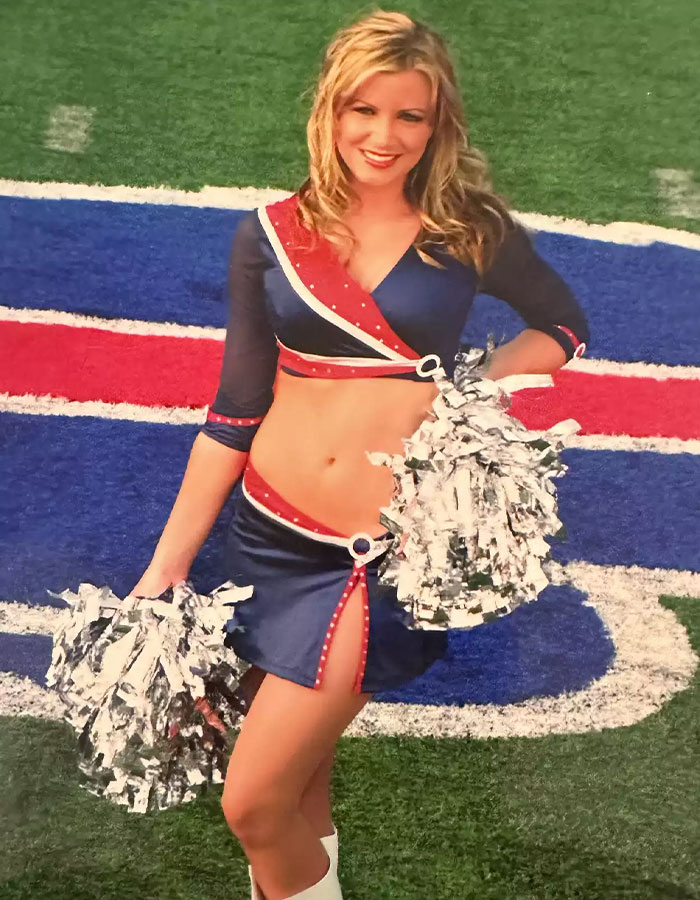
left=2, top=390, right=700, bottom=454
left=0, top=304, right=221, bottom=339
left=653, top=168, right=700, bottom=220
left=0, top=392, right=204, bottom=425
left=2, top=178, right=700, bottom=249
left=44, top=106, right=96, bottom=154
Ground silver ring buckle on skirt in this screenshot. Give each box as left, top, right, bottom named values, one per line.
left=347, top=531, right=394, bottom=565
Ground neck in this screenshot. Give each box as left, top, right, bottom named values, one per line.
left=347, top=177, right=413, bottom=219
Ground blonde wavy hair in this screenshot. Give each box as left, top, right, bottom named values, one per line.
left=295, top=9, right=516, bottom=277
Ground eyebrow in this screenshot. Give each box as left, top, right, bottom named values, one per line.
left=350, top=98, right=429, bottom=113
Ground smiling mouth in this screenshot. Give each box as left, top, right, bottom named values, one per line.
left=361, top=149, right=400, bottom=164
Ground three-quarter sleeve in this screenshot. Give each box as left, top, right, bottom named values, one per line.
left=477, top=222, right=590, bottom=361
left=200, top=211, right=279, bottom=452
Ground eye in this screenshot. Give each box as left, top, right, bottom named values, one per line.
left=351, top=106, right=423, bottom=122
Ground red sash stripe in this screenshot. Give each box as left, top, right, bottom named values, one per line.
left=261, top=195, right=421, bottom=363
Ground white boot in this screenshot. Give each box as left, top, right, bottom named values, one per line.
left=249, top=826, right=339, bottom=899
left=320, top=825, right=338, bottom=871
left=281, top=847, right=343, bottom=899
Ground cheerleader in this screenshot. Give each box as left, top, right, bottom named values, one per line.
left=131, top=10, right=589, bottom=899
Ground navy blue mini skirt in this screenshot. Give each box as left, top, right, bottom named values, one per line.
left=222, top=460, right=448, bottom=694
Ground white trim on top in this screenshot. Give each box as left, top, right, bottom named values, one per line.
left=256, top=204, right=412, bottom=363
left=276, top=337, right=419, bottom=371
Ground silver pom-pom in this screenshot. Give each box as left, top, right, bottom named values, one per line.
left=45, top=579, right=253, bottom=813
left=367, top=341, right=581, bottom=631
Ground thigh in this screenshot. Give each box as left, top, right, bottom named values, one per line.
left=222, top=579, right=372, bottom=812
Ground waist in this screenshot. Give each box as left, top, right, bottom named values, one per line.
left=248, top=371, right=439, bottom=536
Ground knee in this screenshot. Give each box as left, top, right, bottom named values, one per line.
left=221, top=789, right=289, bottom=846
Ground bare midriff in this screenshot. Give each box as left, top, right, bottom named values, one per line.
left=248, top=369, right=440, bottom=539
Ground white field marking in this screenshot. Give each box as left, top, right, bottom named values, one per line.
left=0, top=602, right=66, bottom=636
left=1, top=179, right=700, bottom=250
left=563, top=434, right=700, bottom=455
left=44, top=106, right=96, bottom=154
left=654, top=168, right=700, bottom=219
left=0, top=304, right=220, bottom=339
left=3, top=305, right=700, bottom=383
left=564, top=355, right=700, bottom=381
left=346, top=560, right=700, bottom=739
left=0, top=392, right=205, bottom=426
left=0, top=672, right=65, bottom=721
left=2, top=561, right=698, bottom=734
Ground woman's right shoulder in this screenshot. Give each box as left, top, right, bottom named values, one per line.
left=229, top=209, right=271, bottom=271
left=234, top=208, right=264, bottom=245
left=232, top=194, right=299, bottom=259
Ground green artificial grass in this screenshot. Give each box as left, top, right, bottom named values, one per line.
left=1, top=594, right=698, bottom=899
left=0, top=0, right=697, bottom=233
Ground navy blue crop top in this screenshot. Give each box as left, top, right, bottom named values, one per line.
left=201, top=195, right=590, bottom=452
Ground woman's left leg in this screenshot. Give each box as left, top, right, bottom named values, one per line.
left=298, top=746, right=336, bottom=839
left=233, top=666, right=337, bottom=839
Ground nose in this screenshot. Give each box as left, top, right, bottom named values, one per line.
left=368, top=114, right=398, bottom=150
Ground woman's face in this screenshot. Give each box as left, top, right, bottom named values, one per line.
left=334, top=68, right=435, bottom=191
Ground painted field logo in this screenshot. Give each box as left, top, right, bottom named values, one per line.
left=1, top=182, right=699, bottom=738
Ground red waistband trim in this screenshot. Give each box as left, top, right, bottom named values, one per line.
left=242, top=459, right=350, bottom=538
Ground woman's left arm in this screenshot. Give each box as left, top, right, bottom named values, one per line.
left=475, top=221, right=590, bottom=380
left=483, top=328, right=567, bottom=380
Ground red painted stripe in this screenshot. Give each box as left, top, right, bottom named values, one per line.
left=507, top=369, right=700, bottom=440
left=0, top=319, right=226, bottom=409
left=2, top=320, right=699, bottom=441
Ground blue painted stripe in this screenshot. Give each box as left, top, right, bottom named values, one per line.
left=553, top=448, right=700, bottom=572
left=2, top=196, right=699, bottom=365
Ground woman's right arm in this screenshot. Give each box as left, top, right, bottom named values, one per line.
left=130, top=211, right=279, bottom=596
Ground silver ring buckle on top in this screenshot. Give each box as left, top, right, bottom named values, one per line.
left=415, top=353, right=444, bottom=378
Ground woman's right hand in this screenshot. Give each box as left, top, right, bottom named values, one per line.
left=128, top=563, right=189, bottom=600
